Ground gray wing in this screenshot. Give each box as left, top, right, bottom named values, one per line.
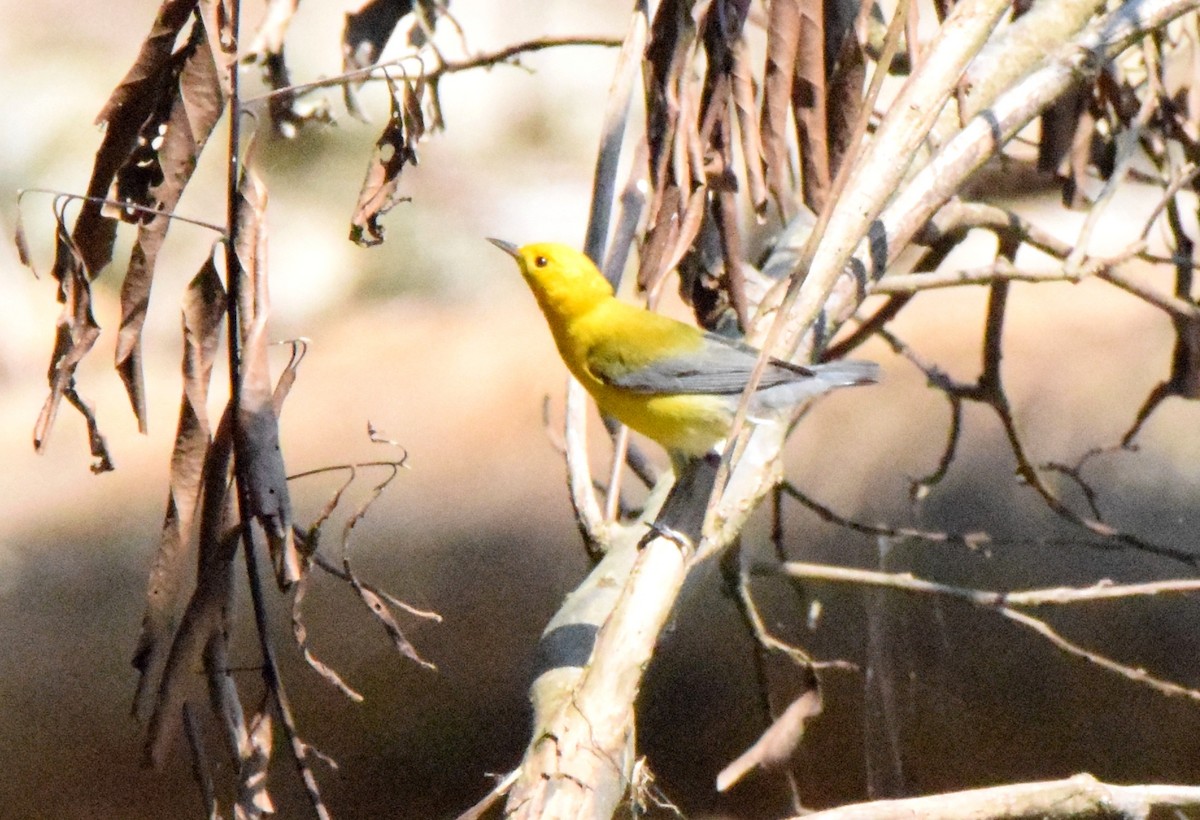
left=596, top=333, right=819, bottom=396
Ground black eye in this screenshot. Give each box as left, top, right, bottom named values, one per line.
left=534, top=255, right=548, bottom=268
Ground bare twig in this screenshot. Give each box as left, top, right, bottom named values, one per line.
left=246, top=35, right=623, bottom=105
left=778, top=557, right=1200, bottom=702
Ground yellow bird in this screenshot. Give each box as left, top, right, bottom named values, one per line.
left=489, top=239, right=877, bottom=465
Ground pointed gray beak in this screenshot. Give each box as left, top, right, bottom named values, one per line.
left=487, top=237, right=520, bottom=258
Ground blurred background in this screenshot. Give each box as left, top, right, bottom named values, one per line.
left=4, top=1, right=1200, bottom=818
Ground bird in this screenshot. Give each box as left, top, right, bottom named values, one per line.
left=489, top=239, right=878, bottom=468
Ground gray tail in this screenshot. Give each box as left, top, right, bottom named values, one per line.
left=811, top=359, right=880, bottom=387
left=751, top=358, right=879, bottom=413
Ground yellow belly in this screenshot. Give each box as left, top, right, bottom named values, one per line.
left=589, top=384, right=733, bottom=458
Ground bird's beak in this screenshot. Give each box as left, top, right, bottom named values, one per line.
left=486, top=237, right=520, bottom=259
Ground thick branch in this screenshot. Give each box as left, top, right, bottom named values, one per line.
left=794, top=773, right=1200, bottom=820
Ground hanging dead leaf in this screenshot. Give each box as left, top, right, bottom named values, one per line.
left=732, top=39, right=768, bottom=219
left=233, top=154, right=298, bottom=587
left=197, top=0, right=237, bottom=97
left=825, top=11, right=866, bottom=178
left=115, top=20, right=226, bottom=433
left=34, top=219, right=113, bottom=472
left=73, top=0, right=199, bottom=278
left=349, top=76, right=423, bottom=246
left=131, top=256, right=226, bottom=719
left=145, top=406, right=238, bottom=768
left=292, top=572, right=366, bottom=701
left=13, top=194, right=34, bottom=275
left=761, top=0, right=800, bottom=220
left=794, top=0, right=831, bottom=212
left=342, top=0, right=417, bottom=119
left=235, top=694, right=277, bottom=819
left=716, top=686, right=823, bottom=792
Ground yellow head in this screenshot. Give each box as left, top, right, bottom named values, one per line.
left=488, top=239, right=614, bottom=321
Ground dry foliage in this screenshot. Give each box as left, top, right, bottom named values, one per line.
left=15, top=0, right=1200, bottom=817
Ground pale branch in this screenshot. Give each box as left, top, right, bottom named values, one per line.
left=998, top=605, right=1200, bottom=701
left=455, top=769, right=520, bottom=820
left=873, top=259, right=1086, bottom=292
left=959, top=0, right=1108, bottom=122
left=769, top=0, right=1014, bottom=359
left=793, top=773, right=1200, bottom=820
left=778, top=557, right=1200, bottom=702
left=777, top=560, right=1200, bottom=608
left=564, top=378, right=610, bottom=554
left=820, top=0, right=1200, bottom=343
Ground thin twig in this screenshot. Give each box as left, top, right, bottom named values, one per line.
left=246, top=35, right=623, bottom=105
left=778, top=558, right=1200, bottom=702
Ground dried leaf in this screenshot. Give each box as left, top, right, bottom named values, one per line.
left=74, top=0, right=199, bottom=278
left=234, top=157, right=298, bottom=586
left=13, top=194, right=35, bottom=274
left=197, top=0, right=237, bottom=97
left=341, top=0, right=417, bottom=118
left=271, top=338, right=308, bottom=413
left=732, top=37, right=768, bottom=219
left=145, top=401, right=237, bottom=768
left=292, top=573, right=366, bottom=701
left=825, top=11, right=866, bottom=177
left=716, top=687, right=823, bottom=792
left=132, top=257, right=226, bottom=719
left=246, top=0, right=299, bottom=56
left=341, top=467, right=436, bottom=670
left=794, top=0, right=830, bottom=212
left=145, top=527, right=238, bottom=768
left=349, top=76, right=423, bottom=246
left=638, top=184, right=682, bottom=293
left=761, top=0, right=801, bottom=220
left=111, top=19, right=225, bottom=431
left=235, top=695, right=277, bottom=819
left=352, top=583, right=435, bottom=670
left=34, top=222, right=112, bottom=471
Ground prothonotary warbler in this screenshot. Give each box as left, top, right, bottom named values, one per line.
left=489, top=239, right=878, bottom=466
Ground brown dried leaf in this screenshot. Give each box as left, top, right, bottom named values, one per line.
left=826, top=12, right=866, bottom=177
left=246, top=0, right=299, bottom=56
left=341, top=0, right=417, bottom=119
left=292, top=573, right=366, bottom=701
left=794, top=0, right=830, bottom=212
left=352, top=583, right=435, bottom=670
left=716, top=687, right=823, bottom=792
left=271, top=338, right=308, bottom=414
left=13, top=194, right=34, bottom=274
left=197, top=0, right=237, bottom=97
left=234, top=157, right=298, bottom=587
left=34, top=222, right=112, bottom=471
left=243, top=0, right=331, bottom=136
left=638, top=184, right=682, bottom=293
left=116, top=23, right=225, bottom=432
left=132, top=257, right=226, bottom=719
left=349, top=76, right=423, bottom=246
left=732, top=38, right=768, bottom=219
left=144, top=404, right=238, bottom=767
left=235, top=696, right=277, bottom=819
left=761, top=0, right=801, bottom=220
left=73, top=0, right=199, bottom=277
left=341, top=467, right=436, bottom=670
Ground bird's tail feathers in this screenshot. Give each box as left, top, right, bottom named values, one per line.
left=751, top=359, right=879, bottom=413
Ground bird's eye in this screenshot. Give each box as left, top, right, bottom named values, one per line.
left=534, top=255, right=548, bottom=268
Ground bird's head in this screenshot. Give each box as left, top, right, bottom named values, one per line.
left=488, top=239, right=614, bottom=317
